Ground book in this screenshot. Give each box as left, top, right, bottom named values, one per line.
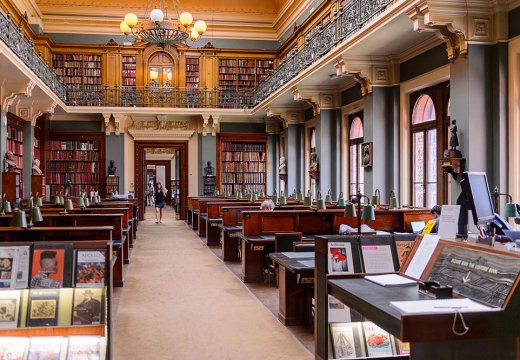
left=389, top=298, right=501, bottom=315
left=395, top=240, right=414, bottom=268
left=0, top=337, right=29, bottom=359
left=362, top=321, right=394, bottom=357
left=27, top=289, right=61, bottom=327
left=0, top=245, right=30, bottom=289
left=327, top=242, right=355, bottom=275
left=328, top=295, right=351, bottom=323
left=360, top=245, right=395, bottom=273
left=330, top=322, right=366, bottom=358
left=0, top=290, right=21, bottom=329
left=67, top=336, right=101, bottom=360
left=72, top=288, right=104, bottom=325
left=30, top=243, right=73, bottom=288
left=365, top=274, right=417, bottom=287
left=28, top=336, right=66, bottom=360
left=74, top=250, right=106, bottom=287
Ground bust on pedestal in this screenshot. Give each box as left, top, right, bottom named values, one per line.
left=204, top=161, right=215, bottom=176
left=32, top=159, right=43, bottom=175
left=4, top=151, right=20, bottom=173
left=108, top=160, right=117, bottom=176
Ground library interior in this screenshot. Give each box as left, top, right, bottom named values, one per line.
left=0, top=0, right=519, bottom=358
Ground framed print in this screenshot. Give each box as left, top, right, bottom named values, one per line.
left=361, top=142, right=372, bottom=167
left=328, top=242, right=355, bottom=275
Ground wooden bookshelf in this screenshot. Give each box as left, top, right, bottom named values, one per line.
left=46, top=132, right=105, bottom=197
left=186, top=57, right=200, bottom=89
left=203, top=176, right=216, bottom=195
left=217, top=134, right=268, bottom=194
left=218, top=58, right=274, bottom=91
left=5, top=113, right=24, bottom=201
left=106, top=175, right=119, bottom=195
left=122, top=55, right=137, bottom=86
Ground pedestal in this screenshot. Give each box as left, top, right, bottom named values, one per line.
left=31, top=175, right=45, bottom=198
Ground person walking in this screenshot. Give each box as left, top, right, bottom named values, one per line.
left=155, top=182, right=166, bottom=224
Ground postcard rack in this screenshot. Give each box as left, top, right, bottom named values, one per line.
left=315, top=235, right=520, bottom=360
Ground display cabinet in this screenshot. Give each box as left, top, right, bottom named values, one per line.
left=106, top=176, right=119, bottom=195
left=218, top=58, right=274, bottom=91
left=186, top=57, right=200, bottom=88
left=122, top=55, right=137, bottom=86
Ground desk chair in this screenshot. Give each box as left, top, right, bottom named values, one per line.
left=267, top=232, right=303, bottom=287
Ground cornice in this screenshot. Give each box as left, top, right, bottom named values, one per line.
left=128, top=129, right=195, bottom=140
left=273, top=0, right=315, bottom=38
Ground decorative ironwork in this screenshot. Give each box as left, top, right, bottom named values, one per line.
left=0, top=12, right=67, bottom=101
left=254, top=0, right=393, bottom=105
left=65, top=86, right=254, bottom=108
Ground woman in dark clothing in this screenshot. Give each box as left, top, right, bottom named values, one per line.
left=155, top=182, right=166, bottom=224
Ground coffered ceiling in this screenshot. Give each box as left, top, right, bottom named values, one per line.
left=24, top=0, right=314, bottom=40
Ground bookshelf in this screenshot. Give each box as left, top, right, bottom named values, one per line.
left=4, top=113, right=24, bottom=201
left=47, top=132, right=105, bottom=198
left=122, top=55, right=137, bottom=86
left=203, top=176, right=216, bottom=195
left=106, top=175, right=119, bottom=195
left=218, top=58, right=274, bottom=91
left=186, top=57, right=200, bottom=88
left=217, top=134, right=268, bottom=194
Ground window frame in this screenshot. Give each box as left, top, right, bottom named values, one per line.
left=348, top=111, right=364, bottom=197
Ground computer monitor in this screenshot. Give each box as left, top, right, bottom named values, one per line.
left=460, top=172, right=495, bottom=225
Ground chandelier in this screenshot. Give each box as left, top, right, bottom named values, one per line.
left=120, top=0, right=207, bottom=48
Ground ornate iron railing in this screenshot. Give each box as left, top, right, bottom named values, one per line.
left=66, top=86, right=254, bottom=108
left=0, top=12, right=67, bottom=101
left=253, top=0, right=394, bottom=105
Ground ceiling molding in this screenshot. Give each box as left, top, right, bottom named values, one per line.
left=128, top=129, right=195, bottom=141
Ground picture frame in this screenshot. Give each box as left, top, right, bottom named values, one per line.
left=361, top=142, right=373, bottom=167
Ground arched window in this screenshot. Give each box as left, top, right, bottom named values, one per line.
left=148, top=52, right=174, bottom=88
left=348, top=113, right=364, bottom=195
left=410, top=81, right=450, bottom=208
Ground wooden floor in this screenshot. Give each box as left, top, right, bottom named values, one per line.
left=112, top=206, right=312, bottom=359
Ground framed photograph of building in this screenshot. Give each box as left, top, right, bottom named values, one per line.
left=361, top=142, right=372, bottom=167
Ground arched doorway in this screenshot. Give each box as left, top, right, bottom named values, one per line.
left=147, top=52, right=175, bottom=88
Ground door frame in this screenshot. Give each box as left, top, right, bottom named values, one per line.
left=134, top=141, right=188, bottom=220
left=145, top=160, right=172, bottom=205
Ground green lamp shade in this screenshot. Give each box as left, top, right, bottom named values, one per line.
left=77, top=197, right=86, bottom=208
left=280, top=196, right=287, bottom=205
left=344, top=202, right=356, bottom=217
left=337, top=198, right=346, bottom=207
left=304, top=196, right=312, bottom=206
left=96, top=195, right=101, bottom=203
left=361, top=204, right=376, bottom=221
left=325, top=192, right=332, bottom=203
left=371, top=195, right=379, bottom=206
left=272, top=194, right=278, bottom=204
left=59, top=196, right=65, bottom=205
left=35, top=197, right=43, bottom=207
left=252, top=193, right=259, bottom=201
left=84, top=197, right=90, bottom=207
left=316, top=198, right=326, bottom=210
left=504, top=202, right=518, bottom=218
left=31, top=206, right=43, bottom=223
left=26, top=198, right=33, bottom=209
left=12, top=210, right=27, bottom=228
left=53, top=196, right=61, bottom=205
left=389, top=196, right=398, bottom=209
left=64, top=199, right=74, bottom=211
left=4, top=202, right=12, bottom=214
left=297, top=193, right=303, bottom=201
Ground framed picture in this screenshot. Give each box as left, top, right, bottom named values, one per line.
left=361, top=142, right=373, bottom=167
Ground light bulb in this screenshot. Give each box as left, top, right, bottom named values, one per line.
left=190, top=27, right=200, bottom=41
left=179, top=12, right=193, bottom=27
left=150, top=8, right=164, bottom=22
left=120, top=21, right=131, bottom=34
left=194, top=20, right=207, bottom=34
left=124, top=13, right=138, bottom=27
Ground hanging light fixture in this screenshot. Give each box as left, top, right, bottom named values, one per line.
left=120, top=0, right=207, bottom=48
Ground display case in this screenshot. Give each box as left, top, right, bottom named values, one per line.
left=106, top=176, right=119, bottom=195
left=217, top=133, right=268, bottom=195
left=0, top=240, right=111, bottom=359
left=316, top=234, right=520, bottom=360
left=46, top=132, right=106, bottom=198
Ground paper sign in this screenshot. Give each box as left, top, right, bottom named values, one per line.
left=437, top=205, right=460, bottom=239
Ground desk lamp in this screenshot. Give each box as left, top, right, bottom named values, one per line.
left=371, top=189, right=381, bottom=210
left=297, top=191, right=303, bottom=202
left=3, top=194, right=12, bottom=214
left=493, top=187, right=519, bottom=218
left=389, top=190, right=398, bottom=209
left=271, top=190, right=278, bottom=204
left=325, top=190, right=333, bottom=203
left=12, top=201, right=27, bottom=229
left=77, top=197, right=86, bottom=209
left=337, top=192, right=346, bottom=207
left=53, top=192, right=61, bottom=205
left=346, top=191, right=376, bottom=235
left=64, top=198, right=74, bottom=214
left=28, top=196, right=43, bottom=227
left=279, top=190, right=287, bottom=205
left=35, top=192, right=43, bottom=207
left=96, top=195, right=102, bottom=203
left=316, top=192, right=326, bottom=210
left=83, top=193, right=90, bottom=207
left=304, top=190, right=312, bottom=206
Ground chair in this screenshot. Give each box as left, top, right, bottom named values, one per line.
left=267, top=232, right=303, bottom=287
left=293, top=241, right=315, bottom=252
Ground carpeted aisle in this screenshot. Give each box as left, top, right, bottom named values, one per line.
left=113, top=206, right=312, bottom=359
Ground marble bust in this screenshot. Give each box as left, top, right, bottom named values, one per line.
left=108, top=160, right=117, bottom=175
left=279, top=156, right=286, bottom=174
left=4, top=151, right=19, bottom=172
left=32, top=158, right=43, bottom=175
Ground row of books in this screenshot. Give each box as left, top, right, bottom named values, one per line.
left=243, top=184, right=266, bottom=193
left=186, top=58, right=199, bottom=64
left=256, top=60, right=274, bottom=68
left=84, top=78, right=103, bottom=85
left=122, top=69, right=136, bottom=77
left=7, top=126, right=23, bottom=143
left=0, top=287, right=105, bottom=328
left=186, top=65, right=199, bottom=72
left=237, top=67, right=256, bottom=75
left=244, top=173, right=265, bottom=183
left=62, top=68, right=83, bottom=76
left=329, top=321, right=409, bottom=358
left=221, top=152, right=243, bottom=161
left=49, top=162, right=98, bottom=173
left=50, top=141, right=99, bottom=151
left=122, top=55, right=137, bottom=63
left=219, top=74, right=237, bottom=80
left=221, top=142, right=245, bottom=151
left=84, top=69, right=101, bottom=76
left=243, top=151, right=266, bottom=161
left=7, top=141, right=23, bottom=156
left=122, top=78, right=136, bottom=86
left=221, top=172, right=266, bottom=184
left=219, top=59, right=237, bottom=67
left=244, top=144, right=266, bottom=152
left=243, top=162, right=266, bottom=172
left=47, top=173, right=100, bottom=184
left=54, top=54, right=101, bottom=61
left=0, top=244, right=106, bottom=290
left=0, top=336, right=107, bottom=360
left=50, top=151, right=99, bottom=161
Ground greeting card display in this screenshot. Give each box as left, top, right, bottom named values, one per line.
left=328, top=243, right=355, bottom=275
left=74, top=250, right=106, bottom=287
left=72, top=288, right=104, bottom=325
left=0, top=290, right=21, bottom=329
left=27, top=289, right=61, bottom=327
left=30, top=244, right=73, bottom=288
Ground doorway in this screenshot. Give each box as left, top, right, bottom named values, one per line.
left=135, top=141, right=188, bottom=220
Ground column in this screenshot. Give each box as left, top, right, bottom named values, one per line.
left=23, top=121, right=34, bottom=197
left=0, top=109, right=7, bottom=193
left=285, top=124, right=305, bottom=195
left=362, top=86, right=399, bottom=201
left=316, top=109, right=341, bottom=199
left=105, top=133, right=125, bottom=193
left=268, top=134, right=278, bottom=195
left=198, top=133, right=216, bottom=195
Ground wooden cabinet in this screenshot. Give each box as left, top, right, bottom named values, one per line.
left=218, top=58, right=274, bottom=91
left=122, top=55, right=137, bottom=86
left=106, top=175, right=119, bottom=195
left=217, top=134, right=268, bottom=195
left=52, top=53, right=102, bottom=86
left=46, top=132, right=106, bottom=198
left=4, top=113, right=24, bottom=201
left=186, top=57, right=200, bottom=88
